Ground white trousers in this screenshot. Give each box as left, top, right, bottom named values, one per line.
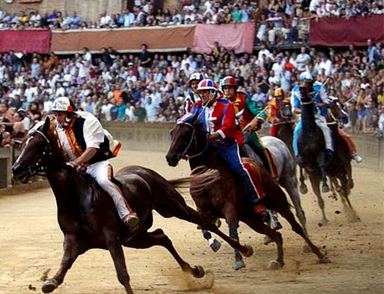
left=315, top=115, right=334, bottom=151
left=86, top=161, right=131, bottom=220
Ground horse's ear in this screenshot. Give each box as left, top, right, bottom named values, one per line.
left=42, top=117, right=50, bottom=134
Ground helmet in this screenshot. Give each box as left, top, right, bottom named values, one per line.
left=52, top=97, right=74, bottom=113
left=197, top=79, right=217, bottom=92
left=189, top=72, right=204, bottom=84
left=274, top=88, right=285, bottom=97
left=299, top=72, right=313, bottom=81
left=220, top=76, right=238, bottom=89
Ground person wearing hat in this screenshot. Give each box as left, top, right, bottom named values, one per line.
left=179, top=79, right=266, bottom=217
left=221, top=75, right=275, bottom=178
left=183, top=72, right=204, bottom=113
left=51, top=97, right=140, bottom=230
left=291, top=72, right=334, bottom=161
left=268, top=88, right=292, bottom=137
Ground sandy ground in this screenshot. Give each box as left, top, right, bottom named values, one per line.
left=0, top=149, right=383, bottom=294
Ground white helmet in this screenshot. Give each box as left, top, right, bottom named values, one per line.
left=189, top=72, right=204, bottom=84
left=52, top=97, right=74, bottom=112
left=299, top=72, right=313, bottom=81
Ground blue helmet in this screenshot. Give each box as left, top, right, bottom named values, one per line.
left=299, top=72, right=313, bottom=81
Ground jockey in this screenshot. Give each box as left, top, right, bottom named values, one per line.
left=51, top=97, right=140, bottom=230
left=268, top=88, right=291, bottom=137
left=328, top=97, right=363, bottom=163
left=220, top=75, right=275, bottom=177
left=184, top=72, right=204, bottom=113
left=291, top=72, right=334, bottom=159
left=180, top=79, right=266, bottom=217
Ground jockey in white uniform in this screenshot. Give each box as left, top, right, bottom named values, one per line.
left=184, top=72, right=204, bottom=113
left=52, top=97, right=140, bottom=230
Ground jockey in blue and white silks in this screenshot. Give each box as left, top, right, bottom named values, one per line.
left=291, top=72, right=334, bottom=157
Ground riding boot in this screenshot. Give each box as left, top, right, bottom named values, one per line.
left=244, top=131, right=273, bottom=175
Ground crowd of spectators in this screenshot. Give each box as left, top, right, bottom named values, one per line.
left=1, top=35, right=384, bottom=149
left=0, top=0, right=383, bottom=47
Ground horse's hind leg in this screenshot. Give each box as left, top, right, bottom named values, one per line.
left=42, top=234, right=83, bottom=293
left=128, top=229, right=205, bottom=278
left=277, top=206, right=331, bottom=264
left=244, top=218, right=284, bottom=269
left=309, top=174, right=328, bottom=225
left=298, top=166, right=308, bottom=194
left=227, top=219, right=245, bottom=270
left=157, top=200, right=253, bottom=258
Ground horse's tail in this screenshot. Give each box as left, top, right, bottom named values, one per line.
left=169, top=166, right=220, bottom=196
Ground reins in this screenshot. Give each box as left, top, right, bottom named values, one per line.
left=180, top=122, right=208, bottom=160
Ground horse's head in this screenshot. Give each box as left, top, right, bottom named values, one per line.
left=280, top=99, right=293, bottom=121
left=166, top=121, right=207, bottom=167
left=299, top=86, right=313, bottom=104
left=12, top=117, right=59, bottom=183
left=328, top=97, right=349, bottom=126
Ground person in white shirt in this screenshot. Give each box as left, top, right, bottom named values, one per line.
left=296, top=46, right=311, bottom=72
left=100, top=12, right=112, bottom=27
left=101, top=99, right=114, bottom=121
left=52, top=97, right=139, bottom=229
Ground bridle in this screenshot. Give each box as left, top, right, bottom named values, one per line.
left=23, top=128, right=53, bottom=177
left=178, top=122, right=208, bottom=160
left=328, top=100, right=348, bottom=127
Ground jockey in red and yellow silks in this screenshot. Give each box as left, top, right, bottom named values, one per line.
left=220, top=76, right=275, bottom=178
left=268, top=88, right=291, bottom=137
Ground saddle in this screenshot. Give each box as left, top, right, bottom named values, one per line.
left=241, top=158, right=266, bottom=215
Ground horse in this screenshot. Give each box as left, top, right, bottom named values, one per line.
left=297, top=89, right=358, bottom=225
left=326, top=98, right=360, bottom=221
left=166, top=120, right=330, bottom=270
left=276, top=99, right=295, bottom=157
left=11, top=117, right=254, bottom=294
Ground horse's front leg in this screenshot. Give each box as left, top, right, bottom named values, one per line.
left=106, top=233, right=134, bottom=294
left=201, top=229, right=221, bottom=252
left=225, top=212, right=244, bottom=270
left=42, top=234, right=82, bottom=293
left=317, top=153, right=329, bottom=193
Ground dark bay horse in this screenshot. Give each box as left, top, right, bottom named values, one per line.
left=11, top=117, right=253, bottom=294
left=166, top=121, right=330, bottom=270
left=276, top=99, right=295, bottom=157
left=297, top=89, right=359, bottom=225
left=326, top=98, right=360, bottom=221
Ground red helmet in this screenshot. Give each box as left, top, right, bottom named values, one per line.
left=220, top=76, right=238, bottom=89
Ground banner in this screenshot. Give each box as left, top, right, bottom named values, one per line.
left=192, top=23, right=255, bottom=54
left=51, top=25, right=195, bottom=54
left=309, top=15, right=384, bottom=47
left=0, top=30, right=51, bottom=54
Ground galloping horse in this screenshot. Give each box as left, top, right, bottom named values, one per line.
left=297, top=89, right=358, bottom=225
left=326, top=98, right=359, bottom=221
left=11, top=117, right=253, bottom=294
left=166, top=120, right=330, bottom=270
left=276, top=99, right=295, bottom=157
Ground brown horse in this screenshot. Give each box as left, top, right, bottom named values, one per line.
left=166, top=121, right=330, bottom=270
left=11, top=117, right=253, bottom=294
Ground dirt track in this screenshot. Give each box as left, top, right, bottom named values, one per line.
left=0, top=150, right=383, bottom=294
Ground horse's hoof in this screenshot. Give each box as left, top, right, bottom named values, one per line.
left=319, top=219, right=329, bottom=226
left=208, top=238, right=221, bottom=252
left=300, top=186, right=308, bottom=194
left=322, top=185, right=330, bottom=193
left=242, top=244, right=253, bottom=257
left=319, top=257, right=332, bottom=264
left=42, top=279, right=58, bottom=293
left=271, top=221, right=283, bottom=231
left=263, top=235, right=274, bottom=245
left=215, top=219, right=222, bottom=228
left=235, top=260, right=245, bottom=270
left=302, top=244, right=312, bottom=253
left=268, top=260, right=282, bottom=270
left=193, top=265, right=205, bottom=278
